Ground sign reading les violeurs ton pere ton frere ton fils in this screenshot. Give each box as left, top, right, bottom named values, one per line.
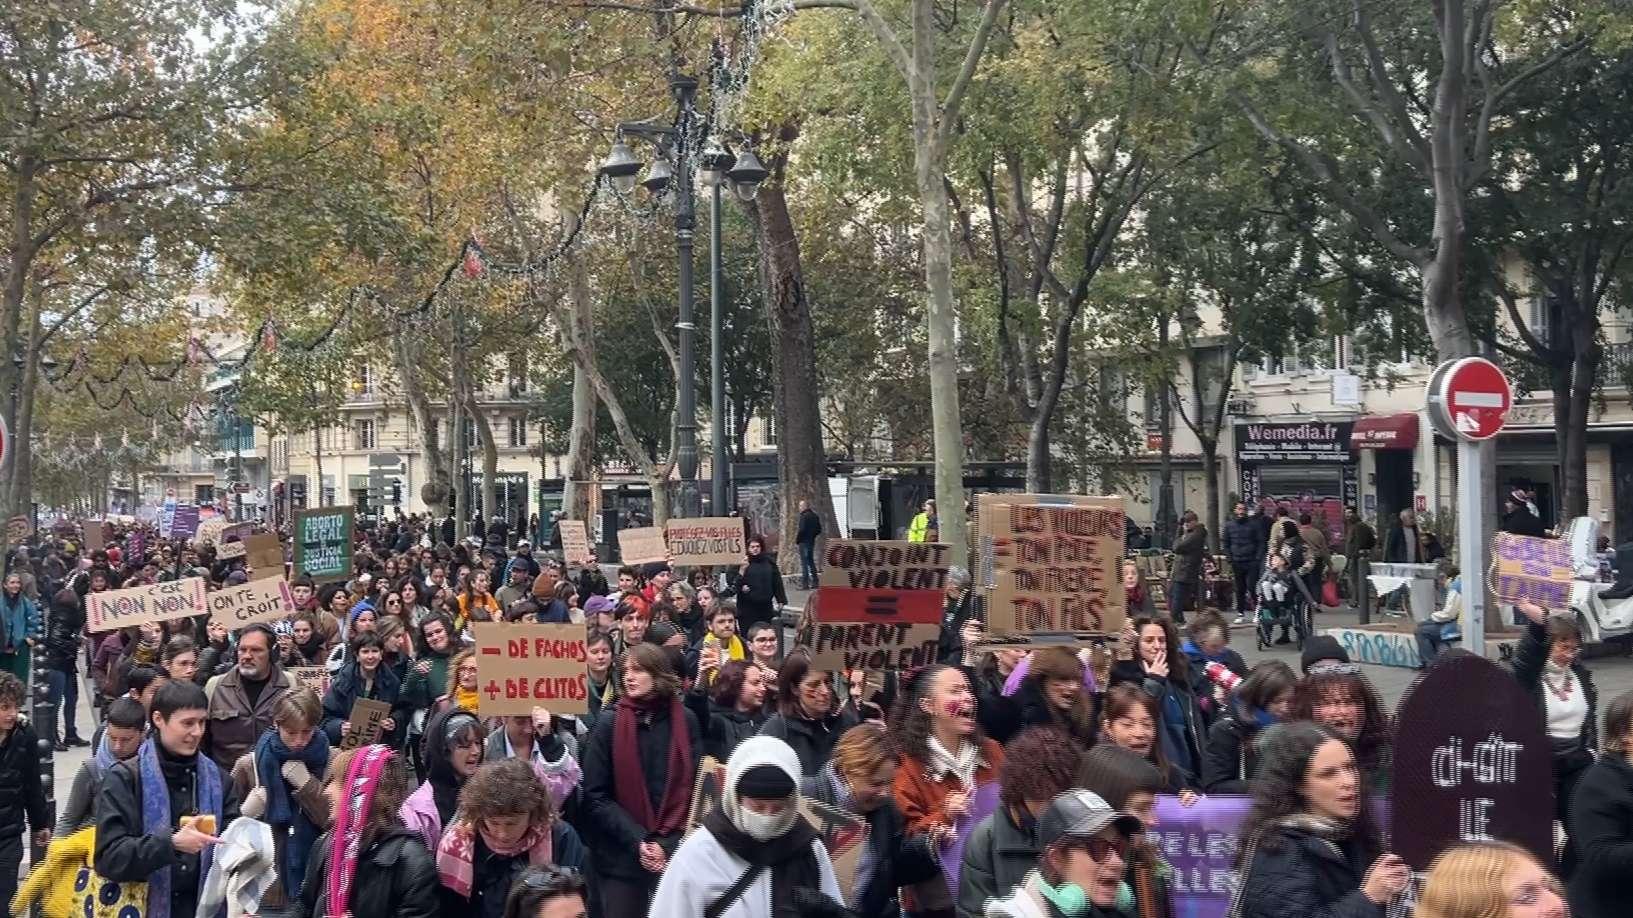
left=984, top=494, right=1126, bottom=637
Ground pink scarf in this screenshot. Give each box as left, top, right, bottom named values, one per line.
left=436, top=817, right=554, bottom=898
left=326, top=744, right=394, bottom=917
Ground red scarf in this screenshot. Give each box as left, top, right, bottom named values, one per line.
left=613, top=693, right=691, bottom=836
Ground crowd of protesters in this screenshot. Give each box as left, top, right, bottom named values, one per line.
left=0, top=508, right=1604, bottom=918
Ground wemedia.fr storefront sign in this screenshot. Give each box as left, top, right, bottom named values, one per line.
left=1234, top=421, right=1356, bottom=465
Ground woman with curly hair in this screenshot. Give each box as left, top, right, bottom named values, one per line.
left=1111, top=617, right=1208, bottom=790
left=1418, top=842, right=1565, bottom=918
left=302, top=744, right=438, bottom=918
left=957, top=726, right=1083, bottom=918
left=436, top=756, right=587, bottom=918
left=1232, top=722, right=1409, bottom=918
left=892, top=663, right=1006, bottom=917
left=1293, top=660, right=1393, bottom=795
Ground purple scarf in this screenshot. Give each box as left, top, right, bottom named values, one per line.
left=136, top=738, right=224, bottom=918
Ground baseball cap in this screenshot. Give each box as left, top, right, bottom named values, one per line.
left=1037, top=790, right=1142, bottom=849
left=583, top=595, right=616, bottom=615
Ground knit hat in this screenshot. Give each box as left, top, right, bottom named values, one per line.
left=225, top=570, right=249, bottom=586
left=1300, top=635, right=1350, bottom=674
left=348, top=599, right=375, bottom=623
left=737, top=763, right=795, bottom=799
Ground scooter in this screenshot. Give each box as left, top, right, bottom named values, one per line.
left=1563, top=516, right=1633, bottom=645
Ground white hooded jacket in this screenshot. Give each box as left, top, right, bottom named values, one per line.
left=649, top=735, right=845, bottom=918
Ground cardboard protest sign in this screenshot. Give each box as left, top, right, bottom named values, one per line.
left=472, top=622, right=589, bottom=715
left=1488, top=532, right=1574, bottom=608
left=1391, top=653, right=1554, bottom=870
left=799, top=797, right=869, bottom=902
left=339, top=698, right=393, bottom=750
left=214, top=523, right=254, bottom=560
left=84, top=520, right=105, bottom=553
left=294, top=507, right=353, bottom=580
left=207, top=578, right=296, bottom=629
left=559, top=520, right=592, bottom=566
left=665, top=517, right=745, bottom=566
left=128, top=530, right=146, bottom=562
left=818, top=540, right=951, bottom=591
left=245, top=532, right=284, bottom=579
left=985, top=494, right=1126, bottom=636
left=5, top=515, right=31, bottom=543
left=617, top=526, right=667, bottom=565
left=811, top=539, right=948, bottom=671
left=288, top=666, right=330, bottom=697
left=195, top=517, right=228, bottom=548
left=686, top=756, right=729, bottom=831
left=87, top=577, right=208, bottom=632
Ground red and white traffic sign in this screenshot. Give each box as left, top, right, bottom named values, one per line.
left=1427, top=356, right=1512, bottom=441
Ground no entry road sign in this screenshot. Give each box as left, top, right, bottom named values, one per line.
left=1427, top=356, right=1512, bottom=442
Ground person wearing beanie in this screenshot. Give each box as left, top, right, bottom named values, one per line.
left=650, top=735, right=844, bottom=918
left=984, top=790, right=1143, bottom=918
left=1299, top=635, right=1350, bottom=675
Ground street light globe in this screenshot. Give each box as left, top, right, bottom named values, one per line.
left=727, top=147, right=769, bottom=202
left=599, top=140, right=643, bottom=194
left=641, top=156, right=674, bottom=194
left=699, top=137, right=733, bottom=188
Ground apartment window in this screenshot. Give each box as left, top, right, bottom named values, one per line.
left=355, top=419, right=376, bottom=451
left=762, top=411, right=777, bottom=446
left=507, top=352, right=528, bottom=397
left=354, top=364, right=374, bottom=396
left=464, top=419, right=478, bottom=449
left=508, top=416, right=528, bottom=448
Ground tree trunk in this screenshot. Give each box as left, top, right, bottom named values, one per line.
left=391, top=329, right=449, bottom=506
left=747, top=153, right=841, bottom=569
left=1026, top=409, right=1052, bottom=494
left=1555, top=334, right=1599, bottom=520
left=914, top=132, right=969, bottom=566
left=469, top=392, right=499, bottom=530
left=1155, top=319, right=1175, bottom=549
left=561, top=218, right=597, bottom=523
left=1200, top=439, right=1221, bottom=553
left=7, top=290, right=42, bottom=515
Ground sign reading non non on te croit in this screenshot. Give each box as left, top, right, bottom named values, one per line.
left=87, top=577, right=209, bottom=632
left=207, top=577, right=297, bottom=629
left=294, top=507, right=353, bottom=580
left=472, top=622, right=589, bottom=715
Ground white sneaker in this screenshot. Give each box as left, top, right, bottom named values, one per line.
left=1232, top=615, right=1248, bottom=625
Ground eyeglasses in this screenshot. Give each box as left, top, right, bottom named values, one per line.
left=1063, top=835, right=1128, bottom=862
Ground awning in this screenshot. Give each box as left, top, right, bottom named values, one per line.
left=1350, top=413, right=1419, bottom=449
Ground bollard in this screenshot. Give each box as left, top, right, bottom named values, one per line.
left=28, top=601, right=55, bottom=918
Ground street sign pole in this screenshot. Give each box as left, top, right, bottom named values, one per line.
left=1457, top=439, right=1486, bottom=658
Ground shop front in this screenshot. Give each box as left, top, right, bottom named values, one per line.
left=1235, top=420, right=1357, bottom=546
left=1351, top=413, right=1419, bottom=527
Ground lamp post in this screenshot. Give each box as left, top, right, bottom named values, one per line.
left=598, top=75, right=766, bottom=518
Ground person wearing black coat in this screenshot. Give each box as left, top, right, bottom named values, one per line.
left=1201, top=660, right=1297, bottom=794
left=579, top=643, right=702, bottom=916
left=320, top=633, right=403, bottom=748
left=684, top=659, right=769, bottom=763
left=41, top=587, right=86, bottom=748
left=1222, top=503, right=1266, bottom=618
left=757, top=653, right=859, bottom=786
left=735, top=535, right=787, bottom=632
left=1234, top=722, right=1408, bottom=918
left=1112, top=619, right=1211, bottom=789
left=301, top=753, right=439, bottom=918
left=0, top=674, right=48, bottom=912
left=936, top=568, right=980, bottom=665
left=1566, top=696, right=1633, bottom=918
left=1512, top=600, right=1599, bottom=832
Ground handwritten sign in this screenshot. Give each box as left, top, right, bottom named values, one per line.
left=1391, top=652, right=1553, bottom=870
left=245, top=532, right=284, bottom=580
left=665, top=517, right=745, bottom=566
left=294, top=507, right=353, bottom=580
left=472, top=622, right=589, bottom=715
left=195, top=517, right=228, bottom=548
left=818, top=540, right=950, bottom=591
left=617, top=526, right=667, bottom=565
left=87, top=577, right=208, bottom=632
left=686, top=756, right=729, bottom=831
left=340, top=697, right=393, bottom=750
left=5, top=515, right=31, bottom=543
left=207, top=578, right=296, bottom=628
left=986, top=495, right=1125, bottom=636
left=559, top=520, right=592, bottom=566
left=288, top=666, right=330, bottom=697
left=84, top=520, right=105, bottom=553
left=215, top=523, right=254, bottom=560
left=811, top=539, right=948, bottom=671
left=1488, top=532, right=1574, bottom=608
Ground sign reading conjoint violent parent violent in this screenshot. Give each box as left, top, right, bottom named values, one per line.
left=811, top=539, right=948, bottom=671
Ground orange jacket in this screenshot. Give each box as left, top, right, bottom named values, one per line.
left=892, top=736, right=1005, bottom=837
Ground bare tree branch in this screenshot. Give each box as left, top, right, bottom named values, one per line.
left=938, top=0, right=1010, bottom=149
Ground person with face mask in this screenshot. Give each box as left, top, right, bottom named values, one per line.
left=401, top=708, right=487, bottom=851
left=436, top=757, right=587, bottom=918
left=983, top=789, right=1144, bottom=918
left=650, top=735, right=844, bottom=918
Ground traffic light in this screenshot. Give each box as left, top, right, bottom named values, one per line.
left=390, top=481, right=403, bottom=505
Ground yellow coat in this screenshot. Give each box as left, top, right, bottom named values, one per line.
left=11, top=826, right=100, bottom=918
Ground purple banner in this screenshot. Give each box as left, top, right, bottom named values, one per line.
left=939, top=781, right=1002, bottom=898
left=128, top=530, right=146, bottom=564
left=1152, top=796, right=1250, bottom=918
